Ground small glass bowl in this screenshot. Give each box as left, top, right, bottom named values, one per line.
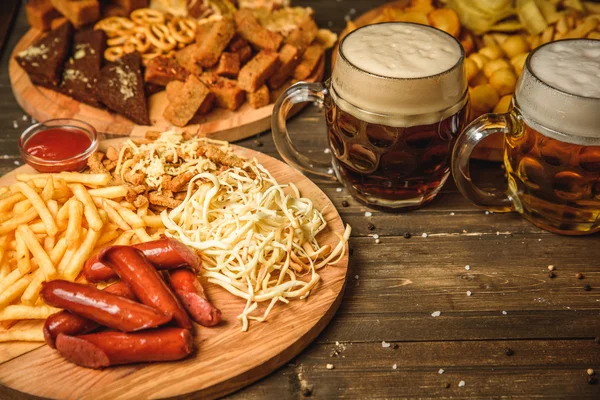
left=19, top=118, right=99, bottom=173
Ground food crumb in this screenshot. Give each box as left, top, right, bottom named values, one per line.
left=327, top=168, right=334, bottom=175
left=375, top=239, right=381, bottom=244
left=12, top=120, right=18, bottom=129
left=354, top=275, right=359, bottom=280
left=392, top=364, right=398, bottom=370
left=485, top=211, right=490, bottom=215
left=382, top=341, right=391, bottom=348
left=465, top=265, right=470, bottom=271
left=373, top=233, right=379, bottom=239
left=502, top=310, right=508, bottom=315
left=364, top=211, right=372, bottom=217
left=431, top=311, right=441, bottom=317
left=13, top=160, right=20, bottom=166
left=439, top=368, right=445, bottom=374
left=458, top=381, right=465, bottom=387
left=588, top=369, right=596, bottom=376
left=466, top=291, right=472, bottom=296
left=576, top=273, right=584, bottom=279
left=548, top=265, right=555, bottom=271
left=341, top=200, right=349, bottom=207
left=336, top=187, right=343, bottom=192
left=326, top=364, right=334, bottom=370
left=422, top=233, right=428, bottom=238
left=22, top=115, right=28, bottom=121
left=324, top=148, right=331, bottom=154
left=450, top=212, right=455, bottom=215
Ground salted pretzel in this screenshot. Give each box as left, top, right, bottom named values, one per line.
left=94, top=17, right=134, bottom=38
left=123, top=28, right=152, bottom=54
left=130, top=8, right=166, bottom=26
left=104, top=46, right=125, bottom=62
left=167, top=17, right=197, bottom=44
left=145, top=23, right=177, bottom=52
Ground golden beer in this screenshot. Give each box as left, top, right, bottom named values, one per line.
left=453, top=39, right=600, bottom=235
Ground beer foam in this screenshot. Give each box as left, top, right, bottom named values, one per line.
left=332, top=23, right=467, bottom=127
left=516, top=40, right=600, bottom=143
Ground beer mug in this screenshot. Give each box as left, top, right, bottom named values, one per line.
left=452, top=39, right=600, bottom=235
left=272, top=22, right=469, bottom=211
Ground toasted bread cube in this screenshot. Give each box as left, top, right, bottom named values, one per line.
left=268, top=44, right=301, bottom=89
left=215, top=52, right=240, bottom=78
left=234, top=9, right=283, bottom=51
left=50, top=0, right=100, bottom=29
left=195, top=17, right=235, bottom=68
left=236, top=44, right=253, bottom=64
left=166, top=80, right=184, bottom=102
left=227, top=36, right=248, bottom=52
left=238, top=50, right=280, bottom=93
left=175, top=44, right=203, bottom=76
left=144, top=56, right=189, bottom=87
left=285, top=15, right=318, bottom=52
left=293, top=45, right=324, bottom=81
left=164, top=75, right=210, bottom=127
left=101, top=4, right=128, bottom=18
left=200, top=73, right=245, bottom=111
left=106, top=0, right=147, bottom=13
left=167, top=80, right=215, bottom=114
left=247, top=85, right=270, bottom=109
left=26, top=0, right=61, bottom=31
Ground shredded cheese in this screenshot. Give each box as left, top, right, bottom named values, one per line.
left=160, top=143, right=351, bottom=331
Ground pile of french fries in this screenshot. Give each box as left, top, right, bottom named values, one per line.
left=0, top=172, right=164, bottom=342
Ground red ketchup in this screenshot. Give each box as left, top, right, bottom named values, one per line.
left=22, top=127, right=93, bottom=172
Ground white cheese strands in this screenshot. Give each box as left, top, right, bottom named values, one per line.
left=161, top=157, right=351, bottom=331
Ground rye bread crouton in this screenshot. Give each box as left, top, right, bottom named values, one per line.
left=268, top=44, right=301, bottom=89
left=215, top=52, right=240, bottom=78
left=247, top=85, right=270, bottom=109
left=293, top=45, right=324, bottom=81
left=195, top=17, right=235, bottom=68
left=144, top=56, right=189, bottom=87
left=26, top=0, right=61, bottom=31
left=50, top=0, right=100, bottom=29
left=234, top=9, right=282, bottom=51
left=238, top=50, right=280, bottom=92
left=164, top=75, right=210, bottom=127
left=284, top=15, right=318, bottom=52
left=175, top=44, right=203, bottom=76
left=199, top=73, right=245, bottom=111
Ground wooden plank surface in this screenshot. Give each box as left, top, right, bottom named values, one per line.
left=1, top=1, right=599, bottom=399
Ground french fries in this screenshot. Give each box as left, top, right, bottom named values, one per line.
left=0, top=171, right=165, bottom=342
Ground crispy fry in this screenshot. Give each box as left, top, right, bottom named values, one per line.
left=96, top=227, right=120, bottom=247
left=56, top=198, right=72, bottom=230
left=20, top=270, right=46, bottom=305
left=16, top=225, right=56, bottom=280
left=0, top=208, right=38, bottom=236
left=0, top=305, right=60, bottom=321
left=61, top=227, right=102, bottom=281
left=15, top=182, right=58, bottom=237
left=87, top=185, right=128, bottom=199
left=106, top=199, right=145, bottom=229
left=0, top=274, right=33, bottom=309
left=17, top=173, right=111, bottom=186
left=94, top=197, right=131, bottom=231
left=49, top=237, right=67, bottom=265
left=13, top=199, right=32, bottom=214
left=134, top=227, right=152, bottom=242
left=0, top=325, right=45, bottom=342
left=15, top=231, right=31, bottom=274
left=40, top=176, right=54, bottom=201
left=0, top=193, right=26, bottom=213
left=113, top=230, right=135, bottom=246
left=142, top=215, right=164, bottom=228
left=66, top=199, right=84, bottom=249
left=71, top=183, right=103, bottom=231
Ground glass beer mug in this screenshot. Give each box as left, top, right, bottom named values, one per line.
left=272, top=22, right=469, bottom=211
left=452, top=39, right=600, bottom=235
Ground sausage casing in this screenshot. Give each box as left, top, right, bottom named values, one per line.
left=43, top=281, right=137, bottom=348
left=100, top=246, right=192, bottom=329
left=40, top=280, right=172, bottom=332
left=55, top=328, right=193, bottom=369
left=168, top=268, right=222, bottom=327
left=83, top=238, right=201, bottom=283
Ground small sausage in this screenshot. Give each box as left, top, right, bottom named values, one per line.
left=55, top=328, right=193, bottom=369
left=100, top=246, right=192, bottom=329
left=40, top=280, right=172, bottom=332
left=168, top=269, right=221, bottom=327
left=83, top=238, right=201, bottom=283
left=43, top=281, right=136, bottom=349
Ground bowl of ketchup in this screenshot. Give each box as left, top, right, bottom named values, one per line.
left=19, top=118, right=99, bottom=173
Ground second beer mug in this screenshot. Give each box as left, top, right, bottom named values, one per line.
left=452, top=39, right=600, bottom=235
left=273, top=22, right=469, bottom=211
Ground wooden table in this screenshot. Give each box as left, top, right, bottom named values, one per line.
left=1, top=1, right=599, bottom=399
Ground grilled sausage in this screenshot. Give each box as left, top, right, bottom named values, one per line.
left=168, top=268, right=221, bottom=327
left=100, top=246, right=192, bottom=329
left=55, top=328, right=193, bottom=369
left=40, top=280, right=172, bottom=332
left=83, top=238, right=201, bottom=283
left=43, top=281, right=137, bottom=348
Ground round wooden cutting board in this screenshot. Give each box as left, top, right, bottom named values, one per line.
left=9, top=29, right=325, bottom=140
left=0, top=141, right=348, bottom=400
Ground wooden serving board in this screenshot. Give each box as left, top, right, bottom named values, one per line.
left=334, top=0, right=504, bottom=162
left=0, top=140, right=349, bottom=400
left=9, top=29, right=325, bottom=140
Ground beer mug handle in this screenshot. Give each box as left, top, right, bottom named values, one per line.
left=272, top=82, right=336, bottom=180
left=451, top=113, right=515, bottom=212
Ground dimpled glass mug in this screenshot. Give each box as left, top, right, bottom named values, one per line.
left=452, top=39, right=600, bottom=235
left=272, top=22, right=469, bottom=211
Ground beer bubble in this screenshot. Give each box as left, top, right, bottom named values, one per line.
left=366, top=124, right=399, bottom=148
left=347, top=144, right=378, bottom=173
left=553, top=171, right=588, bottom=201
left=579, top=147, right=600, bottom=173
left=517, top=156, right=546, bottom=191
